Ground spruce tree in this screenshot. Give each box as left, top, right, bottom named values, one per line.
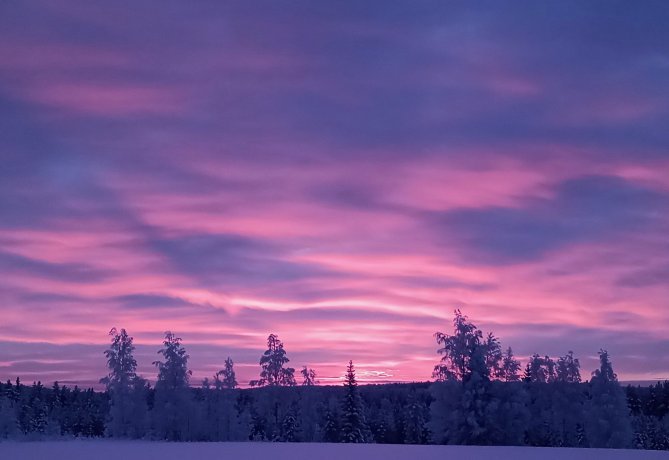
left=340, top=360, right=367, bottom=442
left=483, top=333, right=503, bottom=379
left=101, top=328, right=137, bottom=389
left=153, top=331, right=191, bottom=390
left=322, top=408, right=340, bottom=442
left=250, top=334, right=296, bottom=387
left=276, top=403, right=301, bottom=442
left=152, top=331, right=193, bottom=440
left=215, top=357, right=238, bottom=389
left=452, top=342, right=492, bottom=444
left=404, top=390, right=427, bottom=444
left=101, top=327, right=146, bottom=438
left=0, top=396, right=17, bottom=438
left=585, top=349, right=633, bottom=448
left=500, top=347, right=521, bottom=382
left=28, top=382, right=48, bottom=434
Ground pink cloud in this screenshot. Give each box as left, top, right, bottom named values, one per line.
left=18, top=82, right=187, bottom=117
left=1, top=1, right=668, bottom=387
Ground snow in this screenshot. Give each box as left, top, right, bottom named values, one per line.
left=0, top=441, right=667, bottom=460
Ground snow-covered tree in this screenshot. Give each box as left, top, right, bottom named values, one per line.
left=484, top=333, right=503, bottom=380
left=0, top=379, right=18, bottom=438
left=556, top=351, right=581, bottom=383
left=101, top=327, right=147, bottom=438
left=249, top=405, right=267, bottom=441
left=152, top=331, right=193, bottom=440
left=215, top=357, right=238, bottom=389
left=592, top=349, right=616, bottom=383
left=0, top=397, right=17, bottom=438
left=322, top=408, right=340, bottom=442
left=301, top=366, right=318, bottom=386
left=153, top=331, right=191, bottom=390
left=101, top=328, right=137, bottom=389
left=403, top=390, right=428, bottom=444
left=486, top=381, right=530, bottom=445
left=433, top=310, right=483, bottom=382
left=632, top=415, right=669, bottom=450
left=500, top=347, right=521, bottom=382
left=585, top=349, right=633, bottom=448
left=275, top=402, right=301, bottom=442
left=230, top=402, right=254, bottom=441
left=250, top=334, right=296, bottom=387
left=340, top=360, right=368, bottom=443
left=551, top=382, right=587, bottom=447
left=433, top=310, right=506, bottom=383
left=431, top=310, right=529, bottom=445
left=525, top=354, right=557, bottom=383
left=431, top=311, right=532, bottom=445
left=450, top=341, right=492, bottom=444
left=29, top=387, right=48, bottom=434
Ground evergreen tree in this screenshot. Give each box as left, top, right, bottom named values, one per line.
left=249, top=405, right=267, bottom=441
left=46, top=381, right=63, bottom=435
left=548, top=377, right=587, bottom=447
left=626, top=385, right=642, bottom=416
left=484, top=333, right=503, bottom=380
left=644, top=382, right=669, bottom=418
left=152, top=331, right=193, bottom=440
left=522, top=363, right=532, bottom=382
left=340, top=360, right=367, bottom=443
left=544, top=355, right=557, bottom=382
left=101, top=327, right=147, bottom=438
left=432, top=310, right=482, bottom=381
left=153, top=331, right=191, bottom=390
left=322, top=408, right=340, bottom=442
left=500, top=347, right=521, bottom=382
left=431, top=310, right=524, bottom=445
left=526, top=354, right=557, bottom=383
left=450, top=342, right=493, bottom=444
left=127, top=376, right=150, bottom=438
left=12, top=377, right=21, bottom=404
left=556, top=351, right=581, bottom=383
left=301, top=366, right=318, bottom=386
left=576, top=423, right=588, bottom=447
left=215, top=357, right=238, bottom=389
left=403, top=390, right=427, bottom=444
left=592, top=349, right=617, bottom=382
left=250, top=334, right=296, bottom=387
left=433, top=310, right=504, bottom=383
left=276, top=402, right=301, bottom=442
left=28, top=382, right=48, bottom=434
left=101, top=328, right=137, bottom=389
left=486, top=380, right=530, bottom=445
left=586, top=349, right=633, bottom=448
left=0, top=396, right=17, bottom=438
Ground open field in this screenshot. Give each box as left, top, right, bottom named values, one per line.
left=1, top=441, right=668, bottom=460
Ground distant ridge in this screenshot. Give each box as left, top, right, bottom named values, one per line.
left=621, top=379, right=668, bottom=387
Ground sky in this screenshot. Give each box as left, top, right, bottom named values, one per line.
left=1, top=1, right=668, bottom=388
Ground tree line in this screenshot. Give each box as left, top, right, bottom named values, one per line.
left=0, top=310, right=668, bottom=450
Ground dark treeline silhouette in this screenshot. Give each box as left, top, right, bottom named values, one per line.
left=0, top=310, right=668, bottom=450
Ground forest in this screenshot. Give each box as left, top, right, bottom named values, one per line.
left=1, top=311, right=668, bottom=450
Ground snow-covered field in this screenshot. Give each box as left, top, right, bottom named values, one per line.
left=0, top=441, right=667, bottom=460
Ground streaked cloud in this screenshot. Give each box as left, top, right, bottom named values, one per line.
left=1, top=1, right=668, bottom=385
